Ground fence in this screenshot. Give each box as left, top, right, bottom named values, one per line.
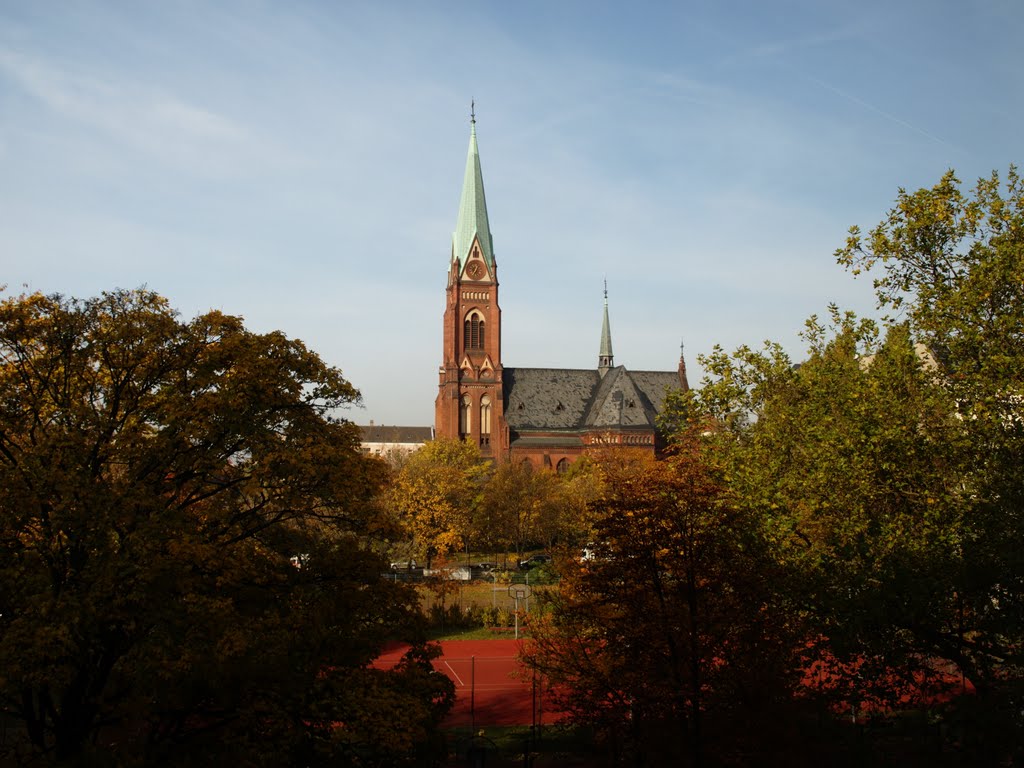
left=381, top=567, right=559, bottom=586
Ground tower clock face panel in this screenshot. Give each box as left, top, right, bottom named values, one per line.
left=466, top=261, right=483, bottom=279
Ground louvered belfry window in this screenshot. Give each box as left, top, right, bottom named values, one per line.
left=464, top=311, right=485, bottom=352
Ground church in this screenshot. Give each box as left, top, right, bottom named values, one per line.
left=435, top=115, right=689, bottom=470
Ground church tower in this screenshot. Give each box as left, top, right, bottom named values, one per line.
left=435, top=111, right=506, bottom=456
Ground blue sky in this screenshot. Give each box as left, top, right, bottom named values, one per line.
left=1, top=1, right=1021, bottom=426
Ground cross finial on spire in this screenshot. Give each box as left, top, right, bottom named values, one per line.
left=470, top=99, right=475, bottom=124
left=680, top=338, right=685, bottom=357
left=603, top=278, right=608, bottom=301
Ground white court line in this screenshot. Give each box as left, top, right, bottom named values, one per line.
left=444, top=660, right=465, bottom=687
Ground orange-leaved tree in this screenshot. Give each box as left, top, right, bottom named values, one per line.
left=523, top=437, right=801, bottom=766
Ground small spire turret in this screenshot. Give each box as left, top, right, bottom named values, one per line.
left=599, top=281, right=614, bottom=374
left=678, top=337, right=690, bottom=392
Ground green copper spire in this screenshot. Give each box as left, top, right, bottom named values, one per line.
left=452, top=107, right=494, bottom=269
left=599, top=281, right=614, bottom=373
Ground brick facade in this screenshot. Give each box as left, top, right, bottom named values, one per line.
left=435, top=236, right=508, bottom=459
left=435, top=120, right=687, bottom=468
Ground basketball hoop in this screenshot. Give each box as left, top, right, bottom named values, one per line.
left=507, top=583, right=532, bottom=601
left=507, top=583, right=532, bottom=639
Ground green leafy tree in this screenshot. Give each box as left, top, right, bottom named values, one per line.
left=837, top=166, right=1024, bottom=402
left=0, top=289, right=452, bottom=766
left=687, top=313, right=974, bottom=701
left=661, top=167, right=1024, bottom=758
left=835, top=167, right=1024, bottom=738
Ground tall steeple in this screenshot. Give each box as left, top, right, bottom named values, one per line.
left=436, top=104, right=504, bottom=458
left=452, top=103, right=494, bottom=270
left=598, top=281, right=614, bottom=374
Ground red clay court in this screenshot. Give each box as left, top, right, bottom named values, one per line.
left=375, top=639, right=557, bottom=727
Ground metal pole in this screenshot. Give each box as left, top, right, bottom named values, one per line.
left=471, top=655, right=476, bottom=733
left=532, top=670, right=537, bottom=747
left=538, top=670, right=543, bottom=741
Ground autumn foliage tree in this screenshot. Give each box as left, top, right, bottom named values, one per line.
left=384, top=437, right=488, bottom=569
left=524, top=442, right=802, bottom=766
left=0, top=289, right=453, bottom=766
left=477, top=461, right=586, bottom=561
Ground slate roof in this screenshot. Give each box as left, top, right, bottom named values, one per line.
left=503, top=366, right=682, bottom=433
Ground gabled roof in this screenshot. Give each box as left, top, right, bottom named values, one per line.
left=584, top=366, right=652, bottom=427
left=452, top=119, right=494, bottom=270
left=503, top=368, right=599, bottom=430
left=626, top=369, right=685, bottom=416
left=502, top=366, right=682, bottom=433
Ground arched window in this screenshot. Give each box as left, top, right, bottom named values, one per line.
left=480, top=395, right=492, bottom=436
left=460, top=395, right=472, bottom=436
left=556, top=458, right=570, bottom=474
left=463, top=311, right=485, bottom=352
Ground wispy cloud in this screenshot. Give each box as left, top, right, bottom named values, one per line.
left=0, top=47, right=287, bottom=177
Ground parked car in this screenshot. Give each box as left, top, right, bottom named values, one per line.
left=390, top=560, right=418, bottom=571
left=518, top=553, right=552, bottom=570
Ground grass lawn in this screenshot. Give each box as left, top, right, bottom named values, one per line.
left=419, top=579, right=554, bottom=613
left=418, top=579, right=553, bottom=639
left=426, top=625, right=522, bottom=641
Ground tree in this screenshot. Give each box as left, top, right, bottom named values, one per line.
left=686, top=313, right=976, bottom=701
left=0, top=289, right=452, bottom=765
left=523, top=441, right=801, bottom=766
left=384, top=437, right=487, bottom=569
left=477, top=460, right=537, bottom=559
left=660, top=167, right=1024, bottom=758
left=836, top=166, right=1024, bottom=405
left=477, top=461, right=575, bottom=560
left=835, top=167, right=1024, bottom=743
